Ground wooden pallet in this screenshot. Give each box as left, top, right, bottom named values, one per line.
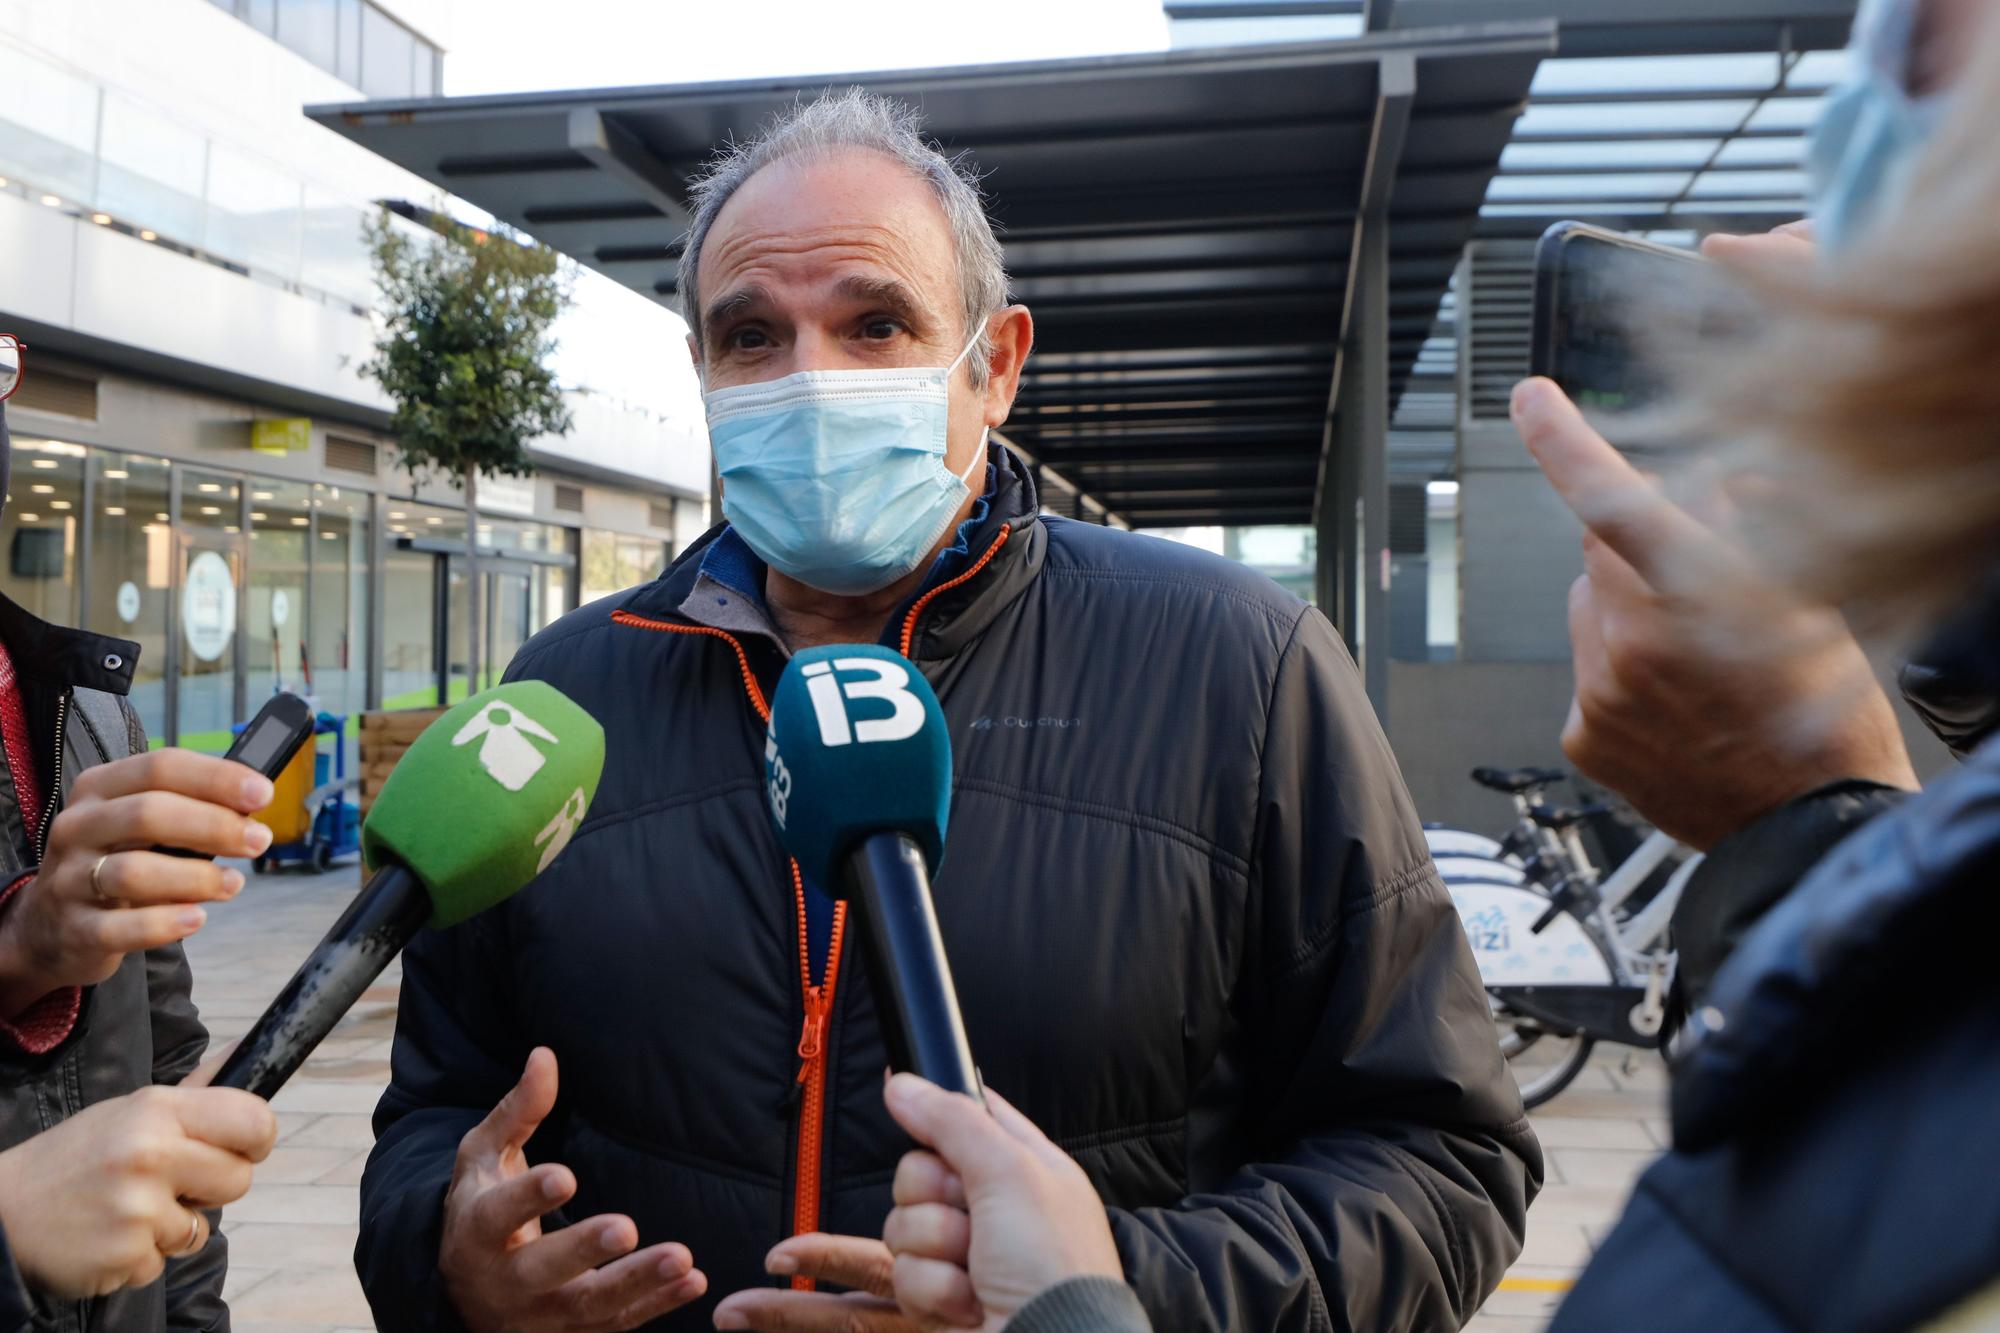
left=357, top=707, right=447, bottom=813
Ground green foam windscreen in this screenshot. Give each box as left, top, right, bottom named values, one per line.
left=361, top=680, right=605, bottom=927
left=765, top=644, right=951, bottom=892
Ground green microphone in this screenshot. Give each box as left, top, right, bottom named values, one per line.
left=215, top=680, right=604, bottom=1098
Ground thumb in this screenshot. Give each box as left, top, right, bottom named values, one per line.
left=478, top=1046, right=558, bottom=1156
left=181, top=1040, right=240, bottom=1090
left=884, top=1073, right=1019, bottom=1188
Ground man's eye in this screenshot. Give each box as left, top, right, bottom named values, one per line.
left=729, top=327, right=769, bottom=350
left=862, top=319, right=902, bottom=340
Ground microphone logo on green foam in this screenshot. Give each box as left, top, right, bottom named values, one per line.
left=534, top=789, right=589, bottom=874
left=452, top=698, right=560, bottom=791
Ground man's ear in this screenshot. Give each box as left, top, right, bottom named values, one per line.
left=685, top=331, right=703, bottom=377
left=982, top=305, right=1034, bottom=429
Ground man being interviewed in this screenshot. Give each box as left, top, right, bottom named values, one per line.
left=355, top=90, right=1539, bottom=1333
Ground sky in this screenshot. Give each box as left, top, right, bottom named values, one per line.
left=437, top=0, right=1171, bottom=427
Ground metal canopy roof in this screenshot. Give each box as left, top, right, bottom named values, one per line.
left=309, top=25, right=1553, bottom=529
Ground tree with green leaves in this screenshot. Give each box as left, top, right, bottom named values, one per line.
left=361, top=206, right=574, bottom=699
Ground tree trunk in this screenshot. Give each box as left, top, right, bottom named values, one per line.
left=464, top=466, right=482, bottom=700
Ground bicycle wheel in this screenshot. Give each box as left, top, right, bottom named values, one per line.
left=1493, top=1002, right=1595, bottom=1108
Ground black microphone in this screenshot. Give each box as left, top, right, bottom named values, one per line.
left=214, top=682, right=605, bottom=1097
left=764, top=645, right=981, bottom=1098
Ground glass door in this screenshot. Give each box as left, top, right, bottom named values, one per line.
left=484, top=564, right=534, bottom=688
left=175, top=469, right=244, bottom=752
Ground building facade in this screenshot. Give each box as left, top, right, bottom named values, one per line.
left=0, top=0, right=710, bottom=758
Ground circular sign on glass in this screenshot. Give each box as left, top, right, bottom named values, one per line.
left=181, top=552, right=236, bottom=663
left=115, top=581, right=141, bottom=624
left=270, top=588, right=291, bottom=628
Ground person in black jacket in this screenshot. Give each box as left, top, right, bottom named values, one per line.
left=1509, top=0, right=2000, bottom=1324
left=355, top=91, right=1540, bottom=1333
left=0, top=398, right=282, bottom=1330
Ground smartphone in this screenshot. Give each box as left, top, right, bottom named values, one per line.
left=1530, top=222, right=1712, bottom=415
left=158, top=691, right=317, bottom=858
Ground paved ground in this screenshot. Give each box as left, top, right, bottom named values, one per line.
left=187, top=864, right=1665, bottom=1332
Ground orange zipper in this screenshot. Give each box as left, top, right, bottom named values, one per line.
left=788, top=860, right=848, bottom=1290
left=613, top=527, right=1010, bottom=1288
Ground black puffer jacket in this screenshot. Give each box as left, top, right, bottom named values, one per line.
left=0, top=594, right=225, bottom=1332
left=356, top=445, right=1540, bottom=1331
left=1554, top=712, right=2000, bottom=1330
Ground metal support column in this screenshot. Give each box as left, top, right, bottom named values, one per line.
left=1351, top=215, right=1391, bottom=723
left=1312, top=53, right=1411, bottom=723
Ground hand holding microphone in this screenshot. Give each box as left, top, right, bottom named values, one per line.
left=0, top=1058, right=275, bottom=1300
left=881, top=1075, right=1126, bottom=1332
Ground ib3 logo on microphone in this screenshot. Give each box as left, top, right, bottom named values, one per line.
left=802, top=658, right=927, bottom=747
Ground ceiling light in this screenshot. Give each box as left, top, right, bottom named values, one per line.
left=321, top=531, right=338, bottom=540
left=16, top=513, right=38, bottom=521
left=253, top=490, right=273, bottom=500
left=49, top=500, right=71, bottom=510
left=90, top=212, right=110, bottom=225
left=103, top=506, right=126, bottom=516
left=224, top=525, right=240, bottom=533
left=197, top=483, right=220, bottom=493
left=30, top=460, right=56, bottom=470
left=139, top=229, right=157, bottom=242
left=250, top=512, right=268, bottom=521
left=424, top=516, right=443, bottom=525
left=200, top=505, right=220, bottom=515
left=1426, top=480, right=1461, bottom=497
left=291, top=516, right=309, bottom=526
left=29, top=484, right=52, bottom=494
left=154, top=512, right=168, bottom=521
left=38, top=194, right=60, bottom=208
left=388, top=511, right=406, bottom=520
left=103, top=469, right=128, bottom=479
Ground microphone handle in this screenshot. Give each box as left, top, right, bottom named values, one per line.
left=845, top=834, right=982, bottom=1100
left=212, top=863, right=431, bottom=1099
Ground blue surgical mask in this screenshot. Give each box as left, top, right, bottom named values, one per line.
left=1807, top=0, right=1948, bottom=254
left=703, top=332, right=988, bottom=596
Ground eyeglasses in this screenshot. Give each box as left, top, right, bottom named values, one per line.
left=0, top=335, right=23, bottom=403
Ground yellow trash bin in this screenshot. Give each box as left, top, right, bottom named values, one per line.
left=252, top=737, right=318, bottom=847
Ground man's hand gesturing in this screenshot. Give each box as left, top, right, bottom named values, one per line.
left=441, top=1047, right=707, bottom=1332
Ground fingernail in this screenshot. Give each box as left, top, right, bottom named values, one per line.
left=714, top=1312, right=748, bottom=1331
left=541, top=1172, right=566, bottom=1201
left=220, top=869, right=245, bottom=898
left=765, top=1252, right=796, bottom=1276
left=179, top=907, right=207, bottom=933
left=658, top=1251, right=690, bottom=1279
left=1511, top=379, right=1541, bottom=419
left=243, top=775, right=274, bottom=808
left=244, top=821, right=273, bottom=855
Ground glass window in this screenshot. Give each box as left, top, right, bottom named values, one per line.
left=177, top=470, right=244, bottom=752
left=335, top=0, right=362, bottom=86
left=1, top=439, right=84, bottom=628
left=0, top=44, right=101, bottom=205
left=245, top=478, right=312, bottom=706
left=413, top=41, right=437, bottom=97
left=243, top=0, right=277, bottom=35
left=97, top=95, right=208, bottom=244
left=301, top=187, right=374, bottom=309
left=205, top=144, right=304, bottom=278
left=580, top=528, right=666, bottom=605
left=310, top=485, right=370, bottom=766
left=85, top=452, right=172, bottom=746
left=279, top=0, right=341, bottom=72
left=381, top=503, right=438, bottom=709
left=359, top=3, right=415, bottom=100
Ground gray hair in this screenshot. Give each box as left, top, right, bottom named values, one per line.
left=680, top=89, right=1010, bottom=387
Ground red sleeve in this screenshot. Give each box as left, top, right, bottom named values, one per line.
left=0, top=872, right=81, bottom=1055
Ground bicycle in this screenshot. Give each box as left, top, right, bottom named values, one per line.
left=1431, top=767, right=1700, bottom=1106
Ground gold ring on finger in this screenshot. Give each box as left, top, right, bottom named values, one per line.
left=90, top=854, right=112, bottom=902
left=168, top=1211, right=202, bottom=1257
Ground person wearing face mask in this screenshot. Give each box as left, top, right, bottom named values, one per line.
left=1506, top=1, right=2000, bottom=1327
left=354, top=90, right=1540, bottom=1333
